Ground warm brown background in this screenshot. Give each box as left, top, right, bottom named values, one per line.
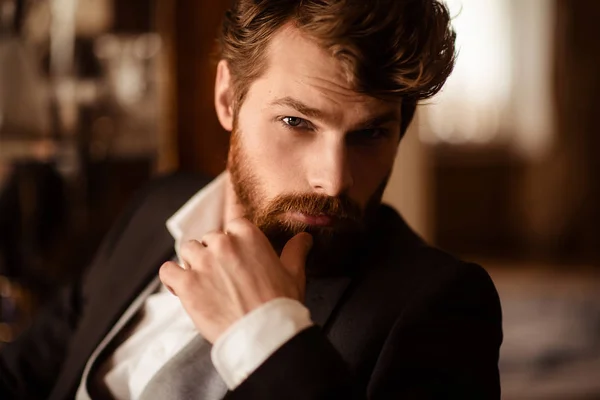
left=165, top=0, right=231, bottom=176
left=1, top=1, right=600, bottom=398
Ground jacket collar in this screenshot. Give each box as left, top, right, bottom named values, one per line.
left=166, top=172, right=226, bottom=261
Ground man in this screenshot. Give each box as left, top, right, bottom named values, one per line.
left=0, top=0, right=503, bottom=399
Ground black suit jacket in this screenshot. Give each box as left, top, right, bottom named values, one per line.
left=0, top=173, right=502, bottom=399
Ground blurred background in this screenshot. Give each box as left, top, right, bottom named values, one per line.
left=0, top=0, right=598, bottom=398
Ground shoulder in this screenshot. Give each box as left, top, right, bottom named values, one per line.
left=109, top=171, right=213, bottom=233
left=366, top=205, right=501, bottom=319
left=131, top=171, right=214, bottom=214
left=411, top=248, right=500, bottom=312
left=387, top=245, right=502, bottom=333
left=83, top=172, right=214, bottom=273
left=386, top=245, right=499, bottom=311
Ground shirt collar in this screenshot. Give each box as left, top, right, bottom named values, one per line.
left=166, top=172, right=227, bottom=261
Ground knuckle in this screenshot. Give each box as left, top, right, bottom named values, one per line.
left=202, top=230, right=220, bottom=243
left=227, top=217, right=255, bottom=236
left=202, top=231, right=232, bottom=254
left=158, top=263, right=169, bottom=280
left=212, top=233, right=232, bottom=253
left=192, top=251, right=211, bottom=272
left=202, top=231, right=218, bottom=242
left=180, top=239, right=203, bottom=257
left=180, top=275, right=197, bottom=293
left=159, top=262, right=178, bottom=284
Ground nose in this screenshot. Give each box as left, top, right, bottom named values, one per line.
left=308, top=139, right=354, bottom=197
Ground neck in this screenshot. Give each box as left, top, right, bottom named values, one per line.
left=222, top=171, right=246, bottom=227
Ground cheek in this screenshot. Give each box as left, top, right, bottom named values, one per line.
left=237, top=116, right=306, bottom=194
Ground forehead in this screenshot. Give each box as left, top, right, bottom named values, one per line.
left=243, top=25, right=398, bottom=122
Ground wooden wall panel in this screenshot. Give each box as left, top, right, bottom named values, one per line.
left=173, top=0, right=231, bottom=176
left=552, top=0, right=600, bottom=263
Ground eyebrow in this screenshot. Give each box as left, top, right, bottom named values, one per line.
left=269, top=96, right=324, bottom=119
left=352, top=110, right=401, bottom=131
left=269, top=96, right=401, bottom=129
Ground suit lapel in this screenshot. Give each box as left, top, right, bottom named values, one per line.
left=49, top=174, right=212, bottom=400
left=50, top=227, right=175, bottom=400
left=301, top=204, right=425, bottom=331
left=92, top=226, right=175, bottom=339
left=305, top=275, right=352, bottom=329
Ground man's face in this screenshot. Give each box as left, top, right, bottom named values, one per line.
left=225, top=26, right=401, bottom=262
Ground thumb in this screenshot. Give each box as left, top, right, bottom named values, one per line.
left=280, top=232, right=313, bottom=278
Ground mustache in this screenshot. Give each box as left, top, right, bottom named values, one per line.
left=262, top=193, right=363, bottom=222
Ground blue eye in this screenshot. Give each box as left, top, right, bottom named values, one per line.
left=366, top=129, right=389, bottom=140
left=281, top=116, right=308, bottom=128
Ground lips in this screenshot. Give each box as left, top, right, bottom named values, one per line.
left=286, top=211, right=335, bottom=227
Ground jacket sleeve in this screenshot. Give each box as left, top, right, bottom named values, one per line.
left=0, top=178, right=158, bottom=400
left=224, top=262, right=502, bottom=400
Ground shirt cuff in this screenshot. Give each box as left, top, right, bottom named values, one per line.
left=210, top=297, right=313, bottom=389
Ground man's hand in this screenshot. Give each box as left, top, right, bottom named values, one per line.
left=159, top=218, right=313, bottom=343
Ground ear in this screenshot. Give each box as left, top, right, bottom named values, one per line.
left=214, top=60, right=234, bottom=131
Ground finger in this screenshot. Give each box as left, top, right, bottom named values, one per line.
left=159, top=261, right=188, bottom=296
left=180, top=239, right=209, bottom=270
left=225, top=218, right=274, bottom=252
left=201, top=230, right=233, bottom=255
left=280, top=232, right=313, bottom=279
left=224, top=217, right=257, bottom=238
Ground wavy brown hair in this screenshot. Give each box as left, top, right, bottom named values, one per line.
left=218, top=0, right=456, bottom=135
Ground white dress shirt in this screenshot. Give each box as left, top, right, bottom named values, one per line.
left=98, top=173, right=313, bottom=399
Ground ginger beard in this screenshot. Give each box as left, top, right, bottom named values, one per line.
left=227, top=128, right=390, bottom=275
